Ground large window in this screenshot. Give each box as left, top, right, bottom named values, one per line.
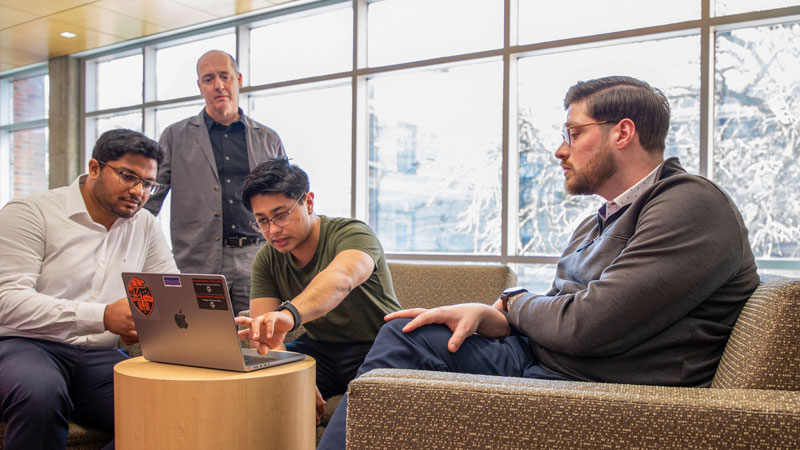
left=80, top=0, right=800, bottom=285
left=713, top=22, right=800, bottom=261
left=517, top=36, right=700, bottom=255
left=0, top=69, right=49, bottom=206
left=368, top=61, right=503, bottom=254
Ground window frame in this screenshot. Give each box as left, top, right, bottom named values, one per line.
left=0, top=64, right=49, bottom=205
left=72, top=0, right=800, bottom=276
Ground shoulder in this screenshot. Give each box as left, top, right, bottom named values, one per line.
left=135, top=207, right=159, bottom=223
left=632, top=172, right=746, bottom=245
left=0, top=188, right=66, bottom=236
left=321, top=216, right=376, bottom=236
left=649, top=173, right=737, bottom=213
left=8, top=186, right=66, bottom=213
left=242, top=114, right=277, bottom=134
left=161, top=113, right=203, bottom=137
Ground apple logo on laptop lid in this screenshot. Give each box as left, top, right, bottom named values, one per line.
left=174, top=310, right=188, bottom=329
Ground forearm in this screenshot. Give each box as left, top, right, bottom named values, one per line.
left=291, top=249, right=374, bottom=324
left=291, top=268, right=356, bottom=323
left=250, top=297, right=282, bottom=318
left=0, top=285, right=107, bottom=339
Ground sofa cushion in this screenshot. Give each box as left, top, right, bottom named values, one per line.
left=712, top=275, right=800, bottom=390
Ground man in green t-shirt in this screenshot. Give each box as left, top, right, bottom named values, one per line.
left=235, top=157, right=401, bottom=424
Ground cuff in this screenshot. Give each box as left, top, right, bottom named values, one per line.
left=76, top=302, right=109, bottom=335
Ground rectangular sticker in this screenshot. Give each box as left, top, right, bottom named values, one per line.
left=162, top=276, right=182, bottom=287
left=192, top=278, right=229, bottom=311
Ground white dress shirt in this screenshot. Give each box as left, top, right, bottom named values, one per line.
left=0, top=175, right=177, bottom=346
left=602, top=163, right=662, bottom=219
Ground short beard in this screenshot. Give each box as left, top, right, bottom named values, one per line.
left=565, top=144, right=617, bottom=196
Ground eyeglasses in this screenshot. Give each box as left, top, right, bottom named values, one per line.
left=562, top=121, right=611, bottom=146
left=98, top=161, right=162, bottom=195
left=250, top=193, right=306, bottom=232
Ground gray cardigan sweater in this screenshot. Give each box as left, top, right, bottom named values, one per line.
left=509, top=157, right=759, bottom=387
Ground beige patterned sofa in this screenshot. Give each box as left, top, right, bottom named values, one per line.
left=344, top=274, right=800, bottom=449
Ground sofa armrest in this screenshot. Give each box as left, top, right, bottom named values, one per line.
left=346, top=369, right=800, bottom=449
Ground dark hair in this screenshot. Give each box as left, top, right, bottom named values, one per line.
left=242, top=157, right=310, bottom=211
left=196, top=50, right=240, bottom=75
left=563, top=76, right=670, bottom=153
left=92, top=129, right=163, bottom=165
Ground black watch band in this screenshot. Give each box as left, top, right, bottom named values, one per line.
left=277, top=301, right=301, bottom=331
left=500, top=287, right=528, bottom=312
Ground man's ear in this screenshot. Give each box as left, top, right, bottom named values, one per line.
left=615, top=118, right=636, bottom=149
left=304, top=192, right=315, bottom=214
left=87, top=158, right=102, bottom=178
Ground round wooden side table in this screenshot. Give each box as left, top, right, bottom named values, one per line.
left=114, top=355, right=316, bottom=450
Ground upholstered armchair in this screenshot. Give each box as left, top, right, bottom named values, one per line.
left=344, top=275, right=800, bottom=448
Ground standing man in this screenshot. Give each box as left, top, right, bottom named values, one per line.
left=317, top=76, right=760, bottom=448
left=235, top=157, right=402, bottom=424
left=145, top=49, right=286, bottom=314
left=0, top=129, right=177, bottom=449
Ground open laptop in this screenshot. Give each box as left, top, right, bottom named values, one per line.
left=121, top=272, right=306, bottom=371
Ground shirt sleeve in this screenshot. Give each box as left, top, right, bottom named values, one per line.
left=0, top=199, right=88, bottom=338
left=332, top=221, right=383, bottom=270
left=250, top=248, right=281, bottom=299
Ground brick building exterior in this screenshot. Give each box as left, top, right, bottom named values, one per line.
left=10, top=74, right=48, bottom=199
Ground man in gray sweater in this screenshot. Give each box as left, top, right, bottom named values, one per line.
left=318, top=75, right=760, bottom=449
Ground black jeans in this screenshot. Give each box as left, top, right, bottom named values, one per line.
left=285, top=333, right=374, bottom=399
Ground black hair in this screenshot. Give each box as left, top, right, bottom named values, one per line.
left=241, top=157, right=310, bottom=211
left=91, top=128, right=163, bottom=165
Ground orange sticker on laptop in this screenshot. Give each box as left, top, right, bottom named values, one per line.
left=127, top=276, right=155, bottom=317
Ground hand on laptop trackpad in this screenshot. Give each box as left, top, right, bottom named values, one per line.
left=242, top=348, right=270, bottom=358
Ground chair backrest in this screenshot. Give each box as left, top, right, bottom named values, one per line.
left=712, top=274, right=800, bottom=390
left=387, top=263, right=517, bottom=309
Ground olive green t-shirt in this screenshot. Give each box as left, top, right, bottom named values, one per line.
left=250, top=216, right=400, bottom=343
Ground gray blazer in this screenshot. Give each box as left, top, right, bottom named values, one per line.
left=145, top=110, right=286, bottom=274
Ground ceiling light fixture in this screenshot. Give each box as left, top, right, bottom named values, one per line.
left=60, top=32, right=77, bottom=38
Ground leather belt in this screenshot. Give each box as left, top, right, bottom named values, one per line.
left=223, top=236, right=263, bottom=248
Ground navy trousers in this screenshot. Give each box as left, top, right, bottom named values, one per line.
left=285, top=334, right=374, bottom=399
left=0, top=337, right=127, bottom=450
left=317, top=318, right=569, bottom=449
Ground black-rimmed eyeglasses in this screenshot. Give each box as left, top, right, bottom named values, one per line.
left=98, top=160, right=162, bottom=195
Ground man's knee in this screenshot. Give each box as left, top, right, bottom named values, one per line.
left=357, top=319, right=449, bottom=376
left=3, top=373, right=72, bottom=423
left=375, top=317, right=412, bottom=341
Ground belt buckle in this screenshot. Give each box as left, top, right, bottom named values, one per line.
left=225, top=236, right=247, bottom=247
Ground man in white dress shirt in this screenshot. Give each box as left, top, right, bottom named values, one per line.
left=0, top=129, right=178, bottom=450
